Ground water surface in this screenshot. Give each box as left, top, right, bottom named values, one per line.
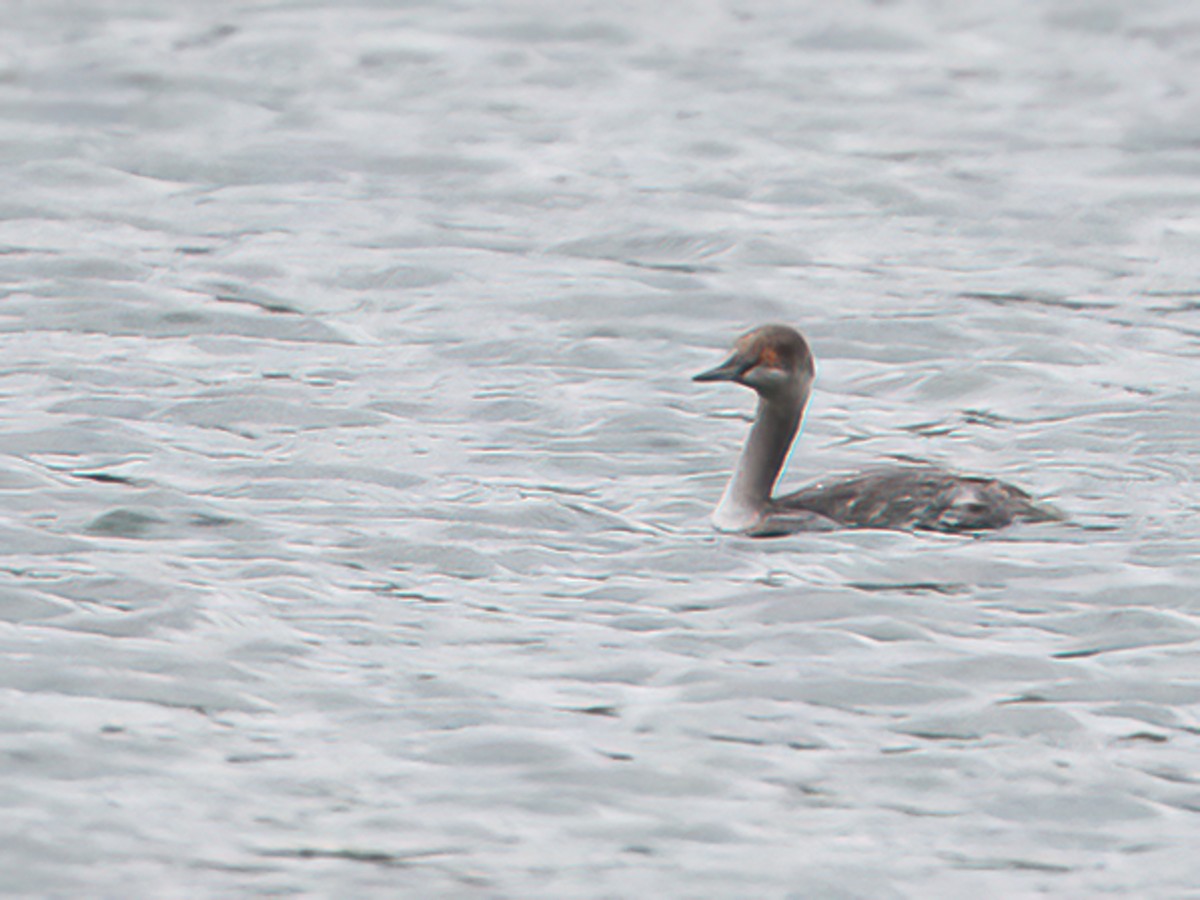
left=1, top=1, right=1199, bottom=896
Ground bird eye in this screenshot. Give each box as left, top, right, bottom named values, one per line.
left=759, top=348, right=781, bottom=369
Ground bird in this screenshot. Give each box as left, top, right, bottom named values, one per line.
left=693, top=324, right=1060, bottom=537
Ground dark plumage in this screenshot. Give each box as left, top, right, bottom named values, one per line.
left=766, top=466, right=1058, bottom=536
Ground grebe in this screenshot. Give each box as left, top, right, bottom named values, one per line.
left=694, top=324, right=1059, bottom=536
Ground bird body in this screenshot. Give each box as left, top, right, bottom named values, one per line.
left=694, top=325, right=1059, bottom=537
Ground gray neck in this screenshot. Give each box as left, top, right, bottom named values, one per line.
left=712, top=388, right=808, bottom=532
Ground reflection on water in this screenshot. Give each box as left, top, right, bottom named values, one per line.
left=1, top=0, right=1199, bottom=896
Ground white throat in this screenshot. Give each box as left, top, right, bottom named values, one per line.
left=712, top=384, right=809, bottom=533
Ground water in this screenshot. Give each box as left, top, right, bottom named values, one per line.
left=2, top=1, right=1199, bottom=896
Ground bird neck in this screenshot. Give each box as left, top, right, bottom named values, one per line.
left=713, top=387, right=808, bottom=532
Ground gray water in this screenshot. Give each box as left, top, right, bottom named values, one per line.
left=2, top=1, right=1199, bottom=897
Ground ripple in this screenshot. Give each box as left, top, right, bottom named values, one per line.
left=550, top=230, right=735, bottom=271
left=1, top=1, right=1198, bottom=897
